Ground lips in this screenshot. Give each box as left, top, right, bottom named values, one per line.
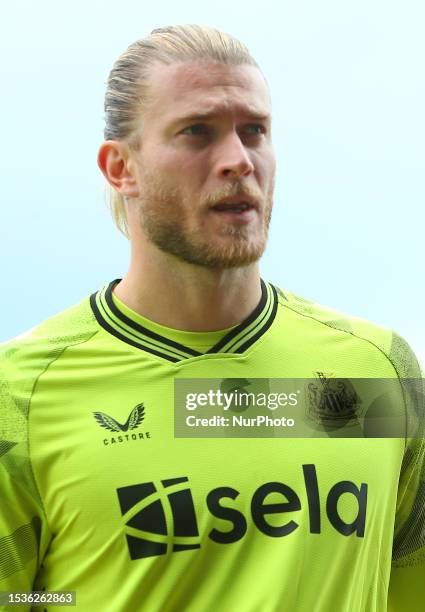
left=212, top=201, right=255, bottom=212
left=210, top=194, right=259, bottom=212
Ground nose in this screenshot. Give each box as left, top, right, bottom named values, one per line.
left=215, top=132, right=255, bottom=179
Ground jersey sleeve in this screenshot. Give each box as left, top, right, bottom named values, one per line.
left=0, top=340, right=52, bottom=598
left=387, top=334, right=425, bottom=611
left=0, top=300, right=96, bottom=603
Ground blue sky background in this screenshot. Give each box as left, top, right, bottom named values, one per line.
left=1, top=0, right=424, bottom=365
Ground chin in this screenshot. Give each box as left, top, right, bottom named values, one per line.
left=193, top=242, right=266, bottom=269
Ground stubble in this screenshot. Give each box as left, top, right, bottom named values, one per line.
left=134, top=170, right=274, bottom=269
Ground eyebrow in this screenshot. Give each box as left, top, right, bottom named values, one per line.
left=172, top=109, right=271, bottom=125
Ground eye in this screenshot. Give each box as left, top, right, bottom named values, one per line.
left=181, top=124, right=210, bottom=136
left=245, top=124, right=266, bottom=135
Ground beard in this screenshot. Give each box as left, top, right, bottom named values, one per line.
left=133, top=170, right=274, bottom=269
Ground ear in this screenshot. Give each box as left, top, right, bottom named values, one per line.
left=97, top=141, right=140, bottom=197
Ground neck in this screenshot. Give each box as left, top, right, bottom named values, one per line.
left=113, top=246, right=262, bottom=333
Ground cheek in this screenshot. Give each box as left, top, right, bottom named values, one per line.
left=162, top=154, right=207, bottom=190
left=179, top=151, right=209, bottom=175
left=254, top=152, right=276, bottom=187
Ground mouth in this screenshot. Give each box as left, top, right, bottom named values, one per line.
left=208, top=199, right=258, bottom=226
left=210, top=198, right=259, bottom=214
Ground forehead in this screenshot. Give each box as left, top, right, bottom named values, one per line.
left=145, top=61, right=271, bottom=123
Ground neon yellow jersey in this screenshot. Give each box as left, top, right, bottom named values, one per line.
left=0, top=278, right=423, bottom=611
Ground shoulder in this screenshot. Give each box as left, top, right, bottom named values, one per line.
left=0, top=296, right=98, bottom=416
left=273, top=284, right=422, bottom=379
left=1, top=294, right=98, bottom=358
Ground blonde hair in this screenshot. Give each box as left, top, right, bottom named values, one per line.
left=102, top=24, right=260, bottom=238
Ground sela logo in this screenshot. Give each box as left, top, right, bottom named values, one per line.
left=116, top=464, right=368, bottom=560
left=93, top=403, right=151, bottom=445
left=117, top=477, right=200, bottom=559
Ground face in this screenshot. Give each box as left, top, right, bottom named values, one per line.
left=129, top=60, right=276, bottom=269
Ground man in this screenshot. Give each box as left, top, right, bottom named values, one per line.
left=0, top=24, right=423, bottom=612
